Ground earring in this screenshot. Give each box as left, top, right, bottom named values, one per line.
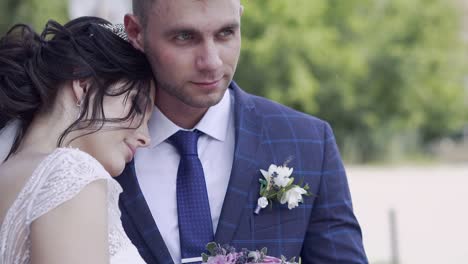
left=76, top=98, right=83, bottom=119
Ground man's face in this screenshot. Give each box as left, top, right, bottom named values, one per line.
left=142, top=0, right=242, bottom=109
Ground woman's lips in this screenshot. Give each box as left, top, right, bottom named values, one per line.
left=125, top=142, right=136, bottom=162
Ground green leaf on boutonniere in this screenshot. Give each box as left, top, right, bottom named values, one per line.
left=276, top=191, right=283, bottom=201
left=259, top=179, right=268, bottom=193
left=206, top=242, right=217, bottom=255
left=287, top=177, right=295, bottom=187
left=202, top=253, right=209, bottom=262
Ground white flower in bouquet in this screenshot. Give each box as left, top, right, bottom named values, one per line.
left=281, top=186, right=308, bottom=210
left=260, top=164, right=293, bottom=188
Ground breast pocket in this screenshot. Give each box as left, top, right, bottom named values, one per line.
left=249, top=205, right=308, bottom=237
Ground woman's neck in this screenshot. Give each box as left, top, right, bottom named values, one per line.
left=16, top=108, right=74, bottom=154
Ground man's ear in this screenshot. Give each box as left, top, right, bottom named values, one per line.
left=240, top=5, right=244, bottom=16
left=71, top=79, right=89, bottom=105
left=124, top=14, right=145, bottom=52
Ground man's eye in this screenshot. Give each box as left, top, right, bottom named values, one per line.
left=219, top=29, right=234, bottom=38
left=175, top=32, right=192, bottom=41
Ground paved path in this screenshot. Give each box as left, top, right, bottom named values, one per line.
left=347, top=165, right=468, bottom=264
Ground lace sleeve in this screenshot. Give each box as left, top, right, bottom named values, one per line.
left=28, top=148, right=122, bottom=223
left=0, top=147, right=123, bottom=264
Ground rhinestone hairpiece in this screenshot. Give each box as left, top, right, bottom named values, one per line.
left=99, top=23, right=129, bottom=41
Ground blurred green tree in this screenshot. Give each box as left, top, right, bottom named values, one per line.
left=0, top=0, right=68, bottom=34
left=0, top=0, right=466, bottom=163
left=237, top=0, right=467, bottom=162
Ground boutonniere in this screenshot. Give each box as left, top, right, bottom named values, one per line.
left=255, top=163, right=311, bottom=214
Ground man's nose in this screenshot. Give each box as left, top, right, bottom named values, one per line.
left=195, top=40, right=223, bottom=72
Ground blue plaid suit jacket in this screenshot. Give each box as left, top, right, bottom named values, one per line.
left=116, top=81, right=368, bottom=264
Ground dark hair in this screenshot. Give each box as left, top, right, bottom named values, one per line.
left=0, top=16, right=154, bottom=160
left=132, top=0, right=156, bottom=27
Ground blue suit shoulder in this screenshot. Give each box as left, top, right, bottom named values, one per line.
left=232, top=83, right=368, bottom=263
left=236, top=86, right=334, bottom=141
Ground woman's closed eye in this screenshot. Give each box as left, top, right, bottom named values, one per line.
left=132, top=95, right=144, bottom=115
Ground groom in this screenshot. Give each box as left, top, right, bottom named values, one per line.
left=117, top=0, right=368, bottom=263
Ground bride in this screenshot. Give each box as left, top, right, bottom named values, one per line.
left=0, top=16, right=155, bottom=263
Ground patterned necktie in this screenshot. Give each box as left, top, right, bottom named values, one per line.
left=169, top=130, right=214, bottom=264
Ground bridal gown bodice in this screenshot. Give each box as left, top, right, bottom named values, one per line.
left=0, top=148, right=146, bottom=264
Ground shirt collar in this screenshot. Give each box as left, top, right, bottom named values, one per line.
left=148, top=89, right=233, bottom=148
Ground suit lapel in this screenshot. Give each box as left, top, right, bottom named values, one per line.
left=214, top=82, right=265, bottom=244
left=117, top=82, right=263, bottom=259
left=117, top=161, right=174, bottom=264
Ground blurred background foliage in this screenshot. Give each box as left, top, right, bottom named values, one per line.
left=0, top=0, right=68, bottom=32
left=1, top=0, right=467, bottom=163
left=237, top=0, right=468, bottom=163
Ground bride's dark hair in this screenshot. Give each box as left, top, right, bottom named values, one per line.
left=0, top=16, right=154, bottom=160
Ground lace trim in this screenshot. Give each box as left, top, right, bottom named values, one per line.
left=0, top=148, right=131, bottom=263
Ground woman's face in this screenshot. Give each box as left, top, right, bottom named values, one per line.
left=72, top=81, right=155, bottom=176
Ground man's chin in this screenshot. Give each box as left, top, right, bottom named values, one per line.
left=185, top=91, right=226, bottom=108
left=158, top=79, right=229, bottom=108
left=183, top=81, right=228, bottom=107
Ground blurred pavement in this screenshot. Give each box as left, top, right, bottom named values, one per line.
left=347, top=165, right=468, bottom=264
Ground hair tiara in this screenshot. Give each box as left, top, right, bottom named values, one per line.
left=99, top=23, right=129, bottom=41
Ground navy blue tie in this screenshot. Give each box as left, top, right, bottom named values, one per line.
left=169, top=130, right=214, bottom=264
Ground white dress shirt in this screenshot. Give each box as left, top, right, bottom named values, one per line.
left=134, top=89, right=235, bottom=263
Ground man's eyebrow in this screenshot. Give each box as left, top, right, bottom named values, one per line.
left=219, top=22, right=240, bottom=30
left=163, top=27, right=199, bottom=37
left=163, top=21, right=240, bottom=37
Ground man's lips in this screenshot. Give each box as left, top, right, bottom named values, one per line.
left=191, top=78, right=223, bottom=87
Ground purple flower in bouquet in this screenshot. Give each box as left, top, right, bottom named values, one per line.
left=205, top=254, right=237, bottom=264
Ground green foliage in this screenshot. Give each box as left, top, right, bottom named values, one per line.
left=237, top=0, right=468, bottom=163
left=205, top=242, right=217, bottom=255
left=0, top=0, right=465, bottom=163
left=0, top=0, right=68, bottom=34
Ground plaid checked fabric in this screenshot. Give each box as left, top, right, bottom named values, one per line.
left=117, top=81, right=368, bottom=264
left=169, top=130, right=213, bottom=264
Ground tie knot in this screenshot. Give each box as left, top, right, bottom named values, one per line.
left=169, top=130, right=201, bottom=156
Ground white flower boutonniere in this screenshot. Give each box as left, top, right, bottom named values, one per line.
left=255, top=163, right=311, bottom=214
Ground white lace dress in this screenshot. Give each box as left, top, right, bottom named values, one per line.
left=0, top=148, right=146, bottom=264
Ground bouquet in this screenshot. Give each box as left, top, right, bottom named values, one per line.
left=202, top=243, right=301, bottom=264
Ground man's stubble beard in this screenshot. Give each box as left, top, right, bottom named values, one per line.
left=155, top=71, right=229, bottom=109
left=148, top=55, right=228, bottom=109
left=144, top=37, right=230, bottom=109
